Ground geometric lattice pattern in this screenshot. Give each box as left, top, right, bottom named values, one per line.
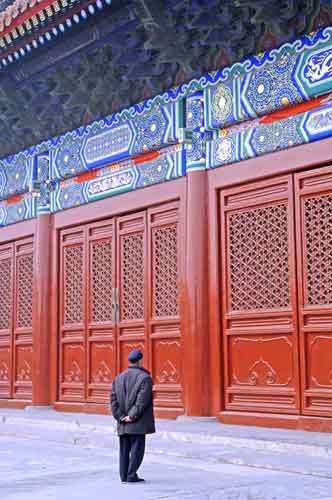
left=16, top=253, right=33, bottom=328
left=121, top=233, right=144, bottom=321
left=0, top=257, right=12, bottom=330
left=228, top=203, right=290, bottom=311
left=153, top=225, right=179, bottom=318
left=91, top=239, right=113, bottom=323
left=304, top=194, right=332, bottom=306
left=64, top=245, right=83, bottom=325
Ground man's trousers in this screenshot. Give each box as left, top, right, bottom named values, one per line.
left=119, top=434, right=146, bottom=482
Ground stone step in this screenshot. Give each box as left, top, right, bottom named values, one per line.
left=1, top=422, right=332, bottom=481
left=1, top=408, right=332, bottom=463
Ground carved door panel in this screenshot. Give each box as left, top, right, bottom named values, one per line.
left=59, top=227, right=86, bottom=402
left=86, top=220, right=115, bottom=403
left=59, top=222, right=115, bottom=404
left=220, top=176, right=300, bottom=414
left=0, top=238, right=33, bottom=401
left=148, top=202, right=183, bottom=414
left=117, top=212, right=147, bottom=375
left=0, top=242, right=14, bottom=398
left=13, top=238, right=34, bottom=399
left=295, top=167, right=332, bottom=416
left=58, top=204, right=183, bottom=412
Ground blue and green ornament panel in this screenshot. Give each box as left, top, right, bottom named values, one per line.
left=207, top=96, right=332, bottom=168
left=204, top=27, right=332, bottom=131
left=0, top=156, right=32, bottom=201
left=51, top=145, right=185, bottom=213
left=185, top=92, right=212, bottom=172
left=51, top=100, right=184, bottom=180
left=0, top=99, right=184, bottom=201
left=0, top=193, right=36, bottom=227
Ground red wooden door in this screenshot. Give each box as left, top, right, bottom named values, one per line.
left=295, top=166, right=332, bottom=416
left=0, top=238, right=33, bottom=401
left=220, top=176, right=301, bottom=414
left=59, top=226, right=86, bottom=402
left=59, top=222, right=116, bottom=405
left=87, top=219, right=116, bottom=403
left=0, top=241, right=13, bottom=398
left=147, top=203, right=182, bottom=415
left=116, top=205, right=183, bottom=414
left=117, top=211, right=147, bottom=375
left=58, top=203, right=183, bottom=414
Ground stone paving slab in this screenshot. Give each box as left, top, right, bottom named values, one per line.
left=1, top=424, right=332, bottom=480
left=1, top=434, right=332, bottom=500
left=1, top=408, right=332, bottom=457
left=1, top=408, right=332, bottom=482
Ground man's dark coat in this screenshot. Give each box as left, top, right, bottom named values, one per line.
left=111, top=365, right=155, bottom=435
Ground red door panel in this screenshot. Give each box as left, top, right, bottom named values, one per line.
left=13, top=238, right=34, bottom=400
left=58, top=204, right=183, bottom=414
left=0, top=238, right=33, bottom=401
left=148, top=202, right=183, bottom=414
left=0, top=242, right=13, bottom=398
left=295, top=166, right=332, bottom=416
left=220, top=176, right=300, bottom=414
left=117, top=212, right=147, bottom=373
left=87, top=220, right=115, bottom=403
left=59, top=227, right=86, bottom=402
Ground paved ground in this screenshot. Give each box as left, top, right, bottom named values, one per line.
left=0, top=409, right=332, bottom=500
left=2, top=433, right=332, bottom=500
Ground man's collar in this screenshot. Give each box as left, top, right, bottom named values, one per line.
left=128, top=365, right=150, bottom=375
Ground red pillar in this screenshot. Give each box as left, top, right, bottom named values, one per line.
left=182, top=170, right=210, bottom=416
left=32, top=213, right=52, bottom=405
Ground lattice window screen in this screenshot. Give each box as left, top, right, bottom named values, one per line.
left=304, top=194, right=332, bottom=306
left=91, top=239, right=113, bottom=323
left=16, top=253, right=33, bottom=328
left=0, top=258, right=12, bottom=330
left=121, top=233, right=144, bottom=321
left=64, top=246, right=84, bottom=324
left=152, top=225, right=179, bottom=317
left=228, top=203, right=290, bottom=311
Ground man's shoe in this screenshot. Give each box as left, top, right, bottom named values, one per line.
left=127, top=477, right=145, bottom=483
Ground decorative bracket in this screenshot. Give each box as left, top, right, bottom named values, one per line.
left=178, top=128, right=193, bottom=144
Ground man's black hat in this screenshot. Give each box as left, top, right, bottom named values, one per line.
left=128, top=349, right=143, bottom=364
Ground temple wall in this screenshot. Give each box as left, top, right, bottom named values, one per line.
left=2, top=27, right=332, bottom=429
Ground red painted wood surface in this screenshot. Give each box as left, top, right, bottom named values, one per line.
left=148, top=203, right=182, bottom=415
left=57, top=202, right=183, bottom=415
left=51, top=179, right=186, bottom=416
left=219, top=411, right=332, bottom=433
left=295, top=166, right=332, bottom=416
left=182, top=170, right=211, bottom=415
left=208, top=145, right=332, bottom=426
left=1, top=143, right=332, bottom=430
left=0, top=237, right=34, bottom=401
left=219, top=175, right=300, bottom=414
left=32, top=214, right=52, bottom=405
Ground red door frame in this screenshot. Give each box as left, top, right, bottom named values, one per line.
left=295, top=165, right=332, bottom=418
left=50, top=178, right=188, bottom=415
left=0, top=219, right=36, bottom=409
left=0, top=219, right=36, bottom=245
left=219, top=175, right=301, bottom=415
left=3, top=136, right=332, bottom=427
left=208, top=137, right=332, bottom=432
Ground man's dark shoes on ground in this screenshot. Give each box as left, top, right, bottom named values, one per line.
left=127, top=476, right=145, bottom=483
left=122, top=475, right=145, bottom=483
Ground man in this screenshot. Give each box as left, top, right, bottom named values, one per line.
left=111, top=349, right=155, bottom=483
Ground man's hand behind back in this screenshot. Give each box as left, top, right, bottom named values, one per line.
left=120, top=415, right=134, bottom=423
